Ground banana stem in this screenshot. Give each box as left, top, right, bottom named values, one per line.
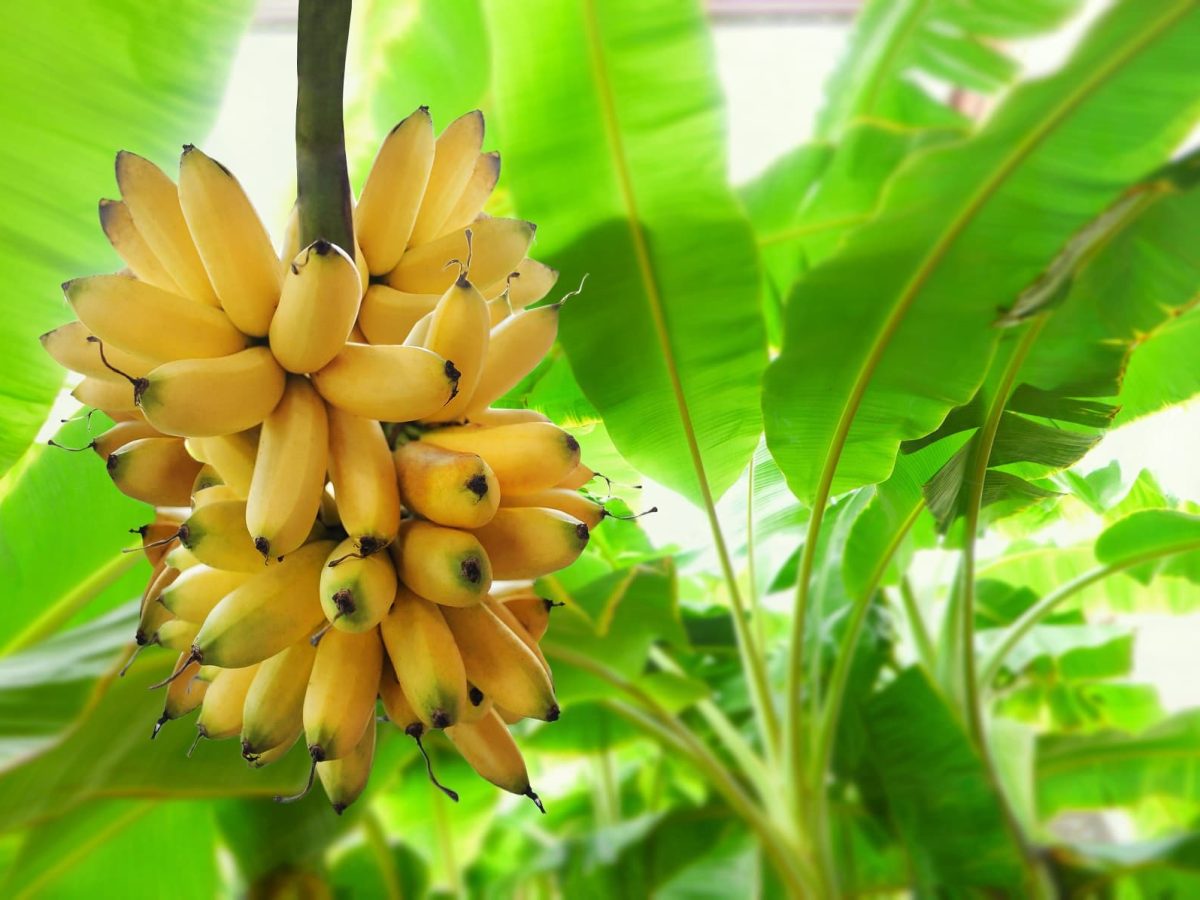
left=296, top=0, right=354, bottom=252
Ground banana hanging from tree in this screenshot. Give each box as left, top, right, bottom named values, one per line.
left=380, top=586, right=469, bottom=729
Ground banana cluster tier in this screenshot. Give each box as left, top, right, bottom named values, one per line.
left=42, top=108, right=610, bottom=813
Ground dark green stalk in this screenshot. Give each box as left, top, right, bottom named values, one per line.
left=296, top=0, right=354, bottom=252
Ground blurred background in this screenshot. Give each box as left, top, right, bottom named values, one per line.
left=4, top=0, right=1200, bottom=897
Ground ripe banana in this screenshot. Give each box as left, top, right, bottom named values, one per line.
left=138, top=347, right=286, bottom=438
left=393, top=440, right=498, bottom=529
left=89, top=420, right=162, bottom=458
left=484, top=596, right=549, bottom=675
left=270, top=241, right=363, bottom=373
left=195, top=663, right=261, bottom=743
left=419, top=422, right=580, bottom=494
left=499, top=592, right=556, bottom=643
left=380, top=586, right=468, bottom=728
left=178, top=145, right=282, bottom=336
left=189, top=539, right=334, bottom=668
left=40, top=320, right=153, bottom=380
left=404, top=312, right=432, bottom=347
left=438, top=151, right=500, bottom=238
left=115, top=150, right=219, bottom=306
left=422, top=276, right=491, bottom=422
left=178, top=499, right=263, bottom=572
left=319, top=538, right=397, bottom=632
left=241, top=641, right=317, bottom=759
left=65, top=275, right=243, bottom=365
left=326, top=405, right=400, bottom=555
left=467, top=304, right=561, bottom=415
left=442, top=603, right=558, bottom=721
left=71, top=378, right=140, bottom=420
left=473, top=507, right=590, bottom=580
left=558, top=463, right=597, bottom=490
left=391, top=520, right=491, bottom=607
left=246, top=734, right=302, bottom=769
left=385, top=218, right=536, bottom=295
left=138, top=510, right=186, bottom=568
left=192, top=464, right=223, bottom=494
left=156, top=618, right=200, bottom=652
left=105, top=436, right=201, bottom=506
left=445, top=709, right=541, bottom=808
left=98, top=197, right=181, bottom=293
left=355, top=106, right=434, bottom=274
left=357, top=284, right=440, bottom=344
left=409, top=110, right=485, bottom=246
left=155, top=652, right=206, bottom=736
left=378, top=662, right=423, bottom=734
left=464, top=407, right=549, bottom=428
left=160, top=565, right=250, bottom=623
left=317, top=713, right=376, bottom=814
left=311, top=343, right=458, bottom=422
left=188, top=430, right=258, bottom=497
left=482, top=258, right=559, bottom=312
left=246, top=376, right=328, bottom=559
left=500, top=487, right=603, bottom=528
left=304, top=626, right=382, bottom=761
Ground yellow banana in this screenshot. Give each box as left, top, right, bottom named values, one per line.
left=177, top=499, right=264, bottom=572
left=501, top=593, right=555, bottom=643
left=357, top=284, right=440, bottom=344
left=98, top=198, right=181, bottom=293
left=319, top=538, right=397, bottom=632
left=64, top=275, right=245, bottom=365
left=385, top=218, right=536, bottom=295
left=326, top=404, right=400, bottom=556
left=317, top=713, right=376, bottom=814
left=500, top=487, right=604, bottom=528
left=188, top=430, right=258, bottom=496
left=485, top=596, right=549, bottom=675
left=465, top=407, right=549, bottom=428
left=71, top=377, right=140, bottom=420
left=194, top=663, right=261, bottom=743
left=421, top=276, right=490, bottom=422
left=404, top=312, right=432, bottom=347
left=390, top=520, right=491, bottom=607
left=246, top=375, right=328, bottom=559
left=558, top=463, right=597, bottom=490
left=442, top=603, right=558, bottom=721
left=135, top=571, right=178, bottom=645
left=87, top=420, right=162, bottom=458
left=40, top=320, right=153, bottom=380
left=467, top=304, right=561, bottom=415
left=193, top=483, right=241, bottom=508
left=446, top=709, right=542, bottom=809
left=311, top=343, right=458, bottom=422
left=473, top=507, right=590, bottom=579
left=156, top=618, right=199, bottom=652
left=138, top=346, right=286, bottom=438
left=189, top=539, right=335, bottom=668
left=137, top=511, right=186, bottom=568
left=178, top=145, right=282, bottom=336
left=482, top=258, right=559, bottom=311
left=247, top=734, right=302, bottom=769
left=393, top=440, right=498, bottom=529
left=154, top=652, right=206, bottom=738
left=380, top=586, right=468, bottom=728
left=164, top=544, right=202, bottom=572
left=304, top=626, right=382, bottom=761
left=438, top=151, right=500, bottom=238
left=115, top=150, right=219, bottom=305
left=160, top=565, right=251, bottom=623
left=241, top=641, right=317, bottom=759
left=409, top=110, right=485, bottom=246
left=192, top=464, right=223, bottom=495
left=270, top=240, right=362, bottom=373
left=105, top=436, right=201, bottom=507
left=379, top=662, right=423, bottom=734
left=355, top=106, right=435, bottom=274
left=419, top=422, right=580, bottom=494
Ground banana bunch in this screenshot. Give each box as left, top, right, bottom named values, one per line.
left=43, top=108, right=609, bottom=815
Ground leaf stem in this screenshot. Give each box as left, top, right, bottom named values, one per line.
left=296, top=0, right=354, bottom=251
left=979, top=536, right=1200, bottom=687
left=897, top=574, right=936, bottom=674
left=361, top=809, right=404, bottom=900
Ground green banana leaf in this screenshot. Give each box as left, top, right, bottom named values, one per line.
left=0, top=0, right=255, bottom=476
left=483, top=0, right=767, bottom=507
left=764, top=1, right=1200, bottom=505
left=816, top=0, right=1084, bottom=137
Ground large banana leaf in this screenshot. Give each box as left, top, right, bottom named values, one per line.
left=764, top=1, right=1200, bottom=504
left=0, top=0, right=255, bottom=476
left=483, top=0, right=766, bottom=507
left=816, top=0, right=1084, bottom=138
